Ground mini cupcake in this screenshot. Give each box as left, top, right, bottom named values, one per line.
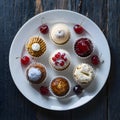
left=49, top=76, right=71, bottom=98
left=74, top=38, right=94, bottom=59
left=26, top=63, right=46, bottom=84
left=26, top=36, right=46, bottom=57
left=50, top=23, right=70, bottom=45
left=49, top=49, right=71, bottom=71
left=73, top=63, right=95, bottom=88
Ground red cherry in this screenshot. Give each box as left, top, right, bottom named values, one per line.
left=91, top=55, right=100, bottom=65
left=39, top=24, right=49, bottom=34
left=21, top=56, right=30, bottom=65
left=40, top=86, right=49, bottom=95
left=55, top=52, right=61, bottom=59
left=63, top=57, right=67, bottom=61
left=60, top=61, right=64, bottom=66
left=52, top=57, right=57, bottom=62
left=61, top=53, right=65, bottom=59
left=74, top=24, right=84, bottom=34
left=55, top=61, right=59, bottom=66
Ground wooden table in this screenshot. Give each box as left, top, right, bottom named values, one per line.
left=0, top=0, right=120, bottom=119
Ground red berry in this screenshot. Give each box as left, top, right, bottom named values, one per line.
left=63, top=57, right=67, bottom=61
left=91, top=55, right=100, bottom=65
left=55, top=61, right=59, bottom=66
left=39, top=24, right=49, bottom=34
left=60, top=61, right=64, bottom=66
left=55, top=52, right=61, bottom=59
left=40, top=86, right=49, bottom=95
left=52, top=57, right=57, bottom=62
left=74, top=24, right=84, bottom=34
left=21, top=56, right=30, bottom=65
left=61, top=53, right=65, bottom=59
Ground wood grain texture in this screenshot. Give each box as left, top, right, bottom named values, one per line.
left=0, top=0, right=36, bottom=120
left=107, top=0, right=120, bottom=120
left=0, top=0, right=120, bottom=120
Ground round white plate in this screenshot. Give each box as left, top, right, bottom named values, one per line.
left=9, top=10, right=111, bottom=111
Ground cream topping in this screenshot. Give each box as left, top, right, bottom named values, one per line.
left=32, top=43, right=40, bottom=51
left=55, top=30, right=65, bottom=38
left=50, top=49, right=70, bottom=69
left=28, top=67, right=41, bottom=81
left=74, top=63, right=95, bottom=85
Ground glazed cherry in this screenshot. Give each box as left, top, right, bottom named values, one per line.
left=39, top=24, right=49, bottom=34
left=74, top=38, right=93, bottom=57
left=40, top=86, right=49, bottom=95
left=91, top=55, right=100, bottom=65
left=21, top=56, right=30, bottom=65
left=73, top=24, right=84, bottom=34
left=73, top=85, right=83, bottom=94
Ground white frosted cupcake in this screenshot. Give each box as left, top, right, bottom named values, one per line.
left=26, top=63, right=47, bottom=84
left=50, top=23, right=70, bottom=45
left=49, top=76, right=71, bottom=98
left=73, top=63, right=95, bottom=88
left=49, top=49, right=71, bottom=71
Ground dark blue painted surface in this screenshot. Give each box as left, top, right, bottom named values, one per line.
left=0, top=0, right=119, bottom=120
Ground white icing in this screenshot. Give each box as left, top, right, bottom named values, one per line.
left=28, top=67, right=41, bottom=81
left=74, top=63, right=95, bottom=85
left=50, top=49, right=70, bottom=70
left=32, top=43, right=40, bottom=51
left=55, top=30, right=65, bottom=38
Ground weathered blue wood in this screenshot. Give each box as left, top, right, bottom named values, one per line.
left=0, top=0, right=36, bottom=120
left=107, top=0, right=120, bottom=120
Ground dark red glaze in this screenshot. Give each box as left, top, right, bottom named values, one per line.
left=74, top=38, right=93, bottom=57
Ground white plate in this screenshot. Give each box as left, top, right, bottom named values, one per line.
left=9, top=10, right=111, bottom=111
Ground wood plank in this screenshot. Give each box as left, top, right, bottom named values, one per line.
left=107, top=0, right=120, bottom=120
left=0, top=0, right=36, bottom=120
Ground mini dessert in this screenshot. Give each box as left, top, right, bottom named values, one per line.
left=73, top=63, right=95, bottom=88
left=49, top=49, right=70, bottom=71
left=50, top=23, right=70, bottom=45
left=26, top=63, right=46, bottom=84
left=74, top=38, right=94, bottom=58
left=50, top=76, right=70, bottom=98
left=26, top=36, right=46, bottom=57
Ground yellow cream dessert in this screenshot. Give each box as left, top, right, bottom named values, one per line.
left=73, top=63, right=95, bottom=87
left=50, top=23, right=70, bottom=45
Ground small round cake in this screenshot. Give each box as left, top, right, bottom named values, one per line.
left=74, top=38, right=94, bottom=58
left=50, top=76, right=71, bottom=98
left=50, top=23, right=70, bottom=45
left=49, top=49, right=71, bottom=71
left=73, top=63, right=95, bottom=88
left=26, top=36, right=46, bottom=57
left=26, top=63, right=46, bottom=84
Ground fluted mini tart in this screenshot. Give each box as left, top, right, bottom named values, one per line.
left=26, top=36, right=46, bottom=57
